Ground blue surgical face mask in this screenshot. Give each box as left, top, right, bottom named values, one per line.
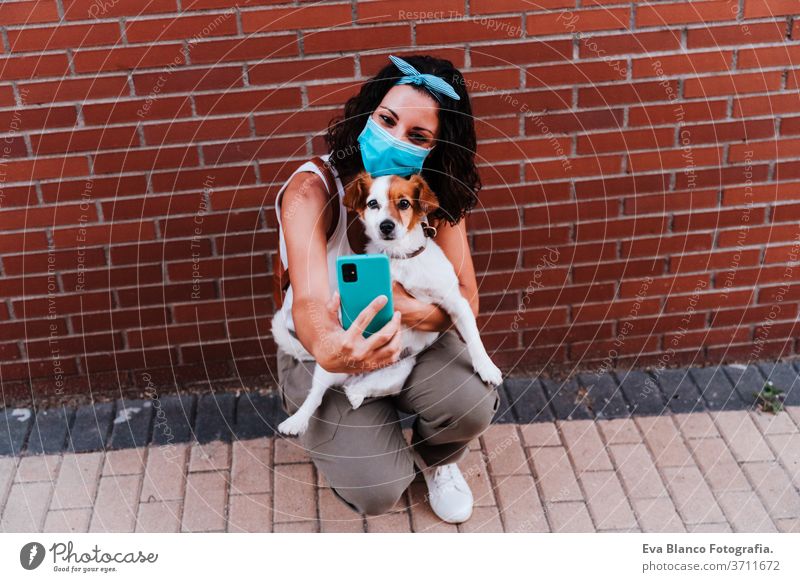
left=357, top=116, right=432, bottom=177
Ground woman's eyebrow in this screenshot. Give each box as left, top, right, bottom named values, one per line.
left=379, top=105, right=434, bottom=135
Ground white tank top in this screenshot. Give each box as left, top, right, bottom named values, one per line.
left=274, top=154, right=353, bottom=332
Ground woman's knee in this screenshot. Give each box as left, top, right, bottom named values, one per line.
left=444, top=379, right=499, bottom=438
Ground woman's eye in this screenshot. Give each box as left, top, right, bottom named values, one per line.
left=379, top=114, right=395, bottom=126
left=397, top=200, right=410, bottom=210
left=367, top=200, right=379, bottom=209
left=410, top=134, right=428, bottom=144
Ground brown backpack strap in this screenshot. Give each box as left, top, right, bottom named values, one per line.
left=272, top=157, right=340, bottom=309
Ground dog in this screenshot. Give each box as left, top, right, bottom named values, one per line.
left=272, top=172, right=503, bottom=436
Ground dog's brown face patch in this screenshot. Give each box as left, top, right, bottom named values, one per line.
left=387, top=174, right=439, bottom=233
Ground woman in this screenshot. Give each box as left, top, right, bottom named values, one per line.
left=274, top=54, right=499, bottom=524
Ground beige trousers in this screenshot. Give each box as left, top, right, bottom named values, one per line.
left=275, top=330, right=500, bottom=516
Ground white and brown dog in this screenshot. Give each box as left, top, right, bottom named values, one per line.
left=272, top=172, right=503, bottom=436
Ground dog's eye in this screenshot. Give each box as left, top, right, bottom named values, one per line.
left=367, top=199, right=379, bottom=209
left=397, top=199, right=411, bottom=210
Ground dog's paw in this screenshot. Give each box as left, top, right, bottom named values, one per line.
left=474, top=357, right=503, bottom=386
left=278, top=414, right=309, bottom=436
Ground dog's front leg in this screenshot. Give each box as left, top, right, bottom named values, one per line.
left=277, top=365, right=348, bottom=435
left=441, top=294, right=503, bottom=386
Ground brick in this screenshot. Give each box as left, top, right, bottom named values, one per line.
left=1, top=482, right=51, bottom=532
left=544, top=501, right=594, bottom=532
left=688, top=438, right=751, bottom=493
left=15, top=454, right=60, bottom=483
left=519, top=422, right=561, bottom=447
left=102, top=448, right=146, bottom=476
left=742, top=461, right=800, bottom=520
left=228, top=493, right=273, bottom=532
left=635, top=416, right=694, bottom=467
left=558, top=419, right=613, bottom=472
left=273, top=463, right=316, bottom=522
left=529, top=446, right=583, bottom=503
left=135, top=500, right=182, bottom=532
left=63, top=0, right=177, bottom=19
left=631, top=496, right=686, bottom=532
left=712, top=410, right=775, bottom=463
left=318, top=487, right=364, bottom=533
left=685, top=72, right=782, bottom=98
left=751, top=409, right=798, bottom=436
left=609, top=442, right=668, bottom=499
left=50, top=452, right=103, bottom=510
left=581, top=470, right=637, bottom=530
left=189, top=35, right=299, bottom=64
left=637, top=1, right=732, bottom=26
left=89, top=474, right=141, bottom=532
left=243, top=4, right=353, bottom=33
left=766, top=434, right=800, bottom=488
left=744, top=0, right=798, bottom=17
left=44, top=508, right=92, bottom=533
left=457, top=505, right=504, bottom=533
left=717, top=490, right=777, bottom=532
left=527, top=8, right=630, bottom=36
left=674, top=412, right=719, bottom=439
left=0, top=1, right=59, bottom=25
left=660, top=465, right=726, bottom=524
left=140, top=443, right=188, bottom=502
left=461, top=449, right=496, bottom=507
left=494, top=474, right=549, bottom=532
left=189, top=441, right=230, bottom=472
left=182, top=471, right=228, bottom=532
left=73, top=44, right=185, bottom=73
left=482, top=425, right=528, bottom=475
left=597, top=418, right=640, bottom=444
left=8, top=22, right=121, bottom=52
left=0, top=53, right=69, bottom=80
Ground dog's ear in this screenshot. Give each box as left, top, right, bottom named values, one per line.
left=409, top=174, right=439, bottom=215
left=343, top=172, right=372, bottom=212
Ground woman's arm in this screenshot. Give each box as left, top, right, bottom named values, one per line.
left=394, top=216, right=480, bottom=332
left=281, top=171, right=403, bottom=373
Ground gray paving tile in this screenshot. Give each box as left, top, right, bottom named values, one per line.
left=616, top=370, right=666, bottom=415
left=0, top=408, right=32, bottom=456
left=109, top=399, right=153, bottom=449
left=68, top=402, right=114, bottom=453
left=503, top=378, right=554, bottom=423
left=27, top=407, right=74, bottom=455
left=577, top=372, right=629, bottom=419
left=652, top=368, right=704, bottom=413
left=542, top=377, right=593, bottom=420
left=691, top=366, right=747, bottom=410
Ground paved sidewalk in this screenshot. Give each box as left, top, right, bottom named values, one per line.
left=2, top=407, right=800, bottom=533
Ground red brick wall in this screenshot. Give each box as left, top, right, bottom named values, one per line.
left=1, top=0, right=799, bottom=399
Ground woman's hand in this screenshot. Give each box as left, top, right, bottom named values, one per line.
left=392, top=280, right=453, bottom=331
left=313, top=291, right=404, bottom=374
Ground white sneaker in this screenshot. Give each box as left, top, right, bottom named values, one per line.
left=412, top=451, right=473, bottom=524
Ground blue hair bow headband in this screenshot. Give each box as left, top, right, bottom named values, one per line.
left=388, top=55, right=461, bottom=102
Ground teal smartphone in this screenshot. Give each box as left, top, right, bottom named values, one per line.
left=337, top=254, right=394, bottom=337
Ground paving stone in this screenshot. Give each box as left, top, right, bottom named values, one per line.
left=519, top=421, right=561, bottom=447
left=493, top=474, right=549, bottom=532
left=235, top=392, right=284, bottom=439
left=544, top=501, right=594, bottom=532
left=631, top=497, right=685, bottom=532
left=195, top=393, right=236, bottom=444
left=597, top=418, right=641, bottom=445
left=228, top=493, right=272, bottom=532
left=616, top=370, right=666, bottom=415
left=673, top=412, right=719, bottom=439
left=723, top=364, right=764, bottom=407
left=0, top=481, right=51, bottom=532
left=491, top=382, right=516, bottom=424
left=318, top=487, right=364, bottom=533
left=89, top=474, right=141, bottom=533
left=366, top=509, right=412, bottom=532
left=776, top=518, right=800, bottom=532
left=765, top=433, right=800, bottom=488
left=231, top=438, right=272, bottom=495
left=558, top=419, right=613, bottom=473
left=461, top=449, right=495, bottom=507
left=503, top=378, right=554, bottom=423
left=717, top=491, right=777, bottom=533
left=757, top=362, right=800, bottom=406
left=44, top=508, right=92, bottom=533
left=27, top=407, right=74, bottom=455
left=182, top=471, right=228, bottom=532
left=652, top=368, right=704, bottom=413
left=189, top=440, right=230, bottom=473
left=151, top=394, right=195, bottom=445
left=274, top=437, right=310, bottom=464
left=529, top=446, right=583, bottom=503
left=273, top=463, right=316, bottom=522
left=15, top=454, right=60, bottom=482
left=686, top=522, right=732, bottom=532
left=50, top=452, right=103, bottom=510
left=0, top=456, right=16, bottom=512
left=577, top=372, right=629, bottom=419
left=274, top=520, right=318, bottom=532
left=687, top=438, right=751, bottom=493
left=711, top=410, right=774, bottom=462
left=481, top=425, right=528, bottom=476
left=68, top=402, right=113, bottom=453
left=749, top=409, right=798, bottom=435
left=635, top=415, right=694, bottom=467
left=457, top=505, right=503, bottom=533
left=540, top=377, right=593, bottom=421
left=136, top=500, right=182, bottom=533
left=408, top=481, right=457, bottom=533
left=609, top=443, right=667, bottom=499
left=0, top=408, right=32, bottom=456
left=581, top=470, right=638, bottom=530
left=109, top=399, right=153, bottom=450
left=691, top=366, right=747, bottom=410
left=140, top=443, right=188, bottom=503
left=660, top=465, right=726, bottom=525
left=742, top=461, right=800, bottom=520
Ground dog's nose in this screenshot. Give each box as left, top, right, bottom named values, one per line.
left=379, top=220, right=395, bottom=235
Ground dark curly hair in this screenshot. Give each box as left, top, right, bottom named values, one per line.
left=324, top=54, right=480, bottom=226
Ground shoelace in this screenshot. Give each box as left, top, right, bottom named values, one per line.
left=431, top=464, right=468, bottom=494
